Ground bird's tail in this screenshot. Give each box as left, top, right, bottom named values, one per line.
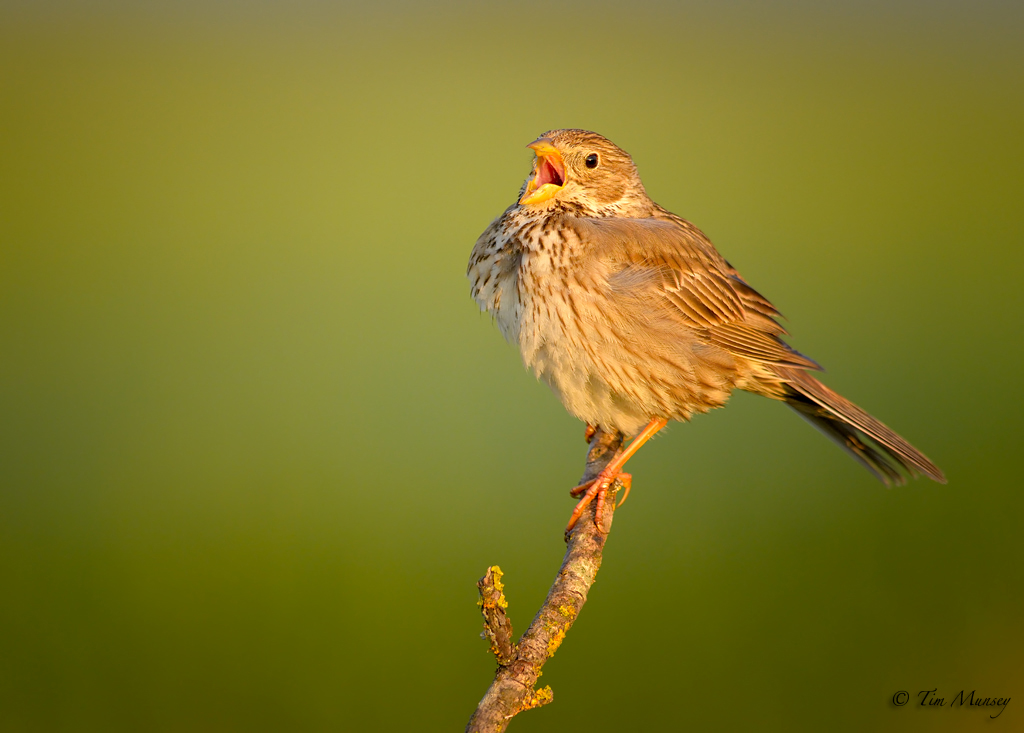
left=775, top=367, right=945, bottom=486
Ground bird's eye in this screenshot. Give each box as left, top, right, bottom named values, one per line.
left=585, top=153, right=599, bottom=169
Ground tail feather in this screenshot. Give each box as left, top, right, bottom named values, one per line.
left=776, top=367, right=946, bottom=486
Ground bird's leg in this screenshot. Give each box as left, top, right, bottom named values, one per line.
left=566, top=417, right=668, bottom=533
left=584, top=424, right=597, bottom=443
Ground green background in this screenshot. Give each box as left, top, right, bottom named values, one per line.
left=2, top=2, right=1021, bottom=731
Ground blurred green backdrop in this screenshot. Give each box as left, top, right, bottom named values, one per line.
left=2, top=1, right=1022, bottom=731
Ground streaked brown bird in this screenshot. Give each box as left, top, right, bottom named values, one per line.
left=467, top=129, right=945, bottom=532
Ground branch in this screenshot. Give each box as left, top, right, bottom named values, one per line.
left=466, top=428, right=625, bottom=732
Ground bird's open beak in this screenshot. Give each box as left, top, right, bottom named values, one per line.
left=519, top=138, right=566, bottom=205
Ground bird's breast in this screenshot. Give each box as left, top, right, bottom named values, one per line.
left=511, top=222, right=579, bottom=356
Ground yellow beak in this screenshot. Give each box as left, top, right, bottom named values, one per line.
left=519, top=138, right=566, bottom=206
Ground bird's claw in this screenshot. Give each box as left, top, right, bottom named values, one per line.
left=615, top=473, right=633, bottom=507
left=565, top=470, right=631, bottom=534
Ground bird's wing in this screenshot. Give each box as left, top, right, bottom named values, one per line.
left=570, top=216, right=822, bottom=371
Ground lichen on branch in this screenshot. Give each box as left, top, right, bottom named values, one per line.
left=477, top=566, right=514, bottom=666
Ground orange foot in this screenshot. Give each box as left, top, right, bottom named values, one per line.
left=566, top=471, right=632, bottom=534
left=584, top=424, right=597, bottom=444
left=565, top=417, right=668, bottom=534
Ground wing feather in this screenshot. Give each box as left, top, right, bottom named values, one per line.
left=570, top=216, right=822, bottom=371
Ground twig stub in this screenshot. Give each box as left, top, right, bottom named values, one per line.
left=477, top=566, right=515, bottom=667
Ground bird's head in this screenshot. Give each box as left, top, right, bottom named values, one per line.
left=517, top=129, right=649, bottom=216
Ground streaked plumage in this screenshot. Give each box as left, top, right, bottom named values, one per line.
left=468, top=129, right=943, bottom=527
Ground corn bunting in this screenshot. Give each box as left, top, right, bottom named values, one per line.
left=467, top=129, right=945, bottom=532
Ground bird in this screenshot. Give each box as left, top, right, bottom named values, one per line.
left=467, top=129, right=945, bottom=533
